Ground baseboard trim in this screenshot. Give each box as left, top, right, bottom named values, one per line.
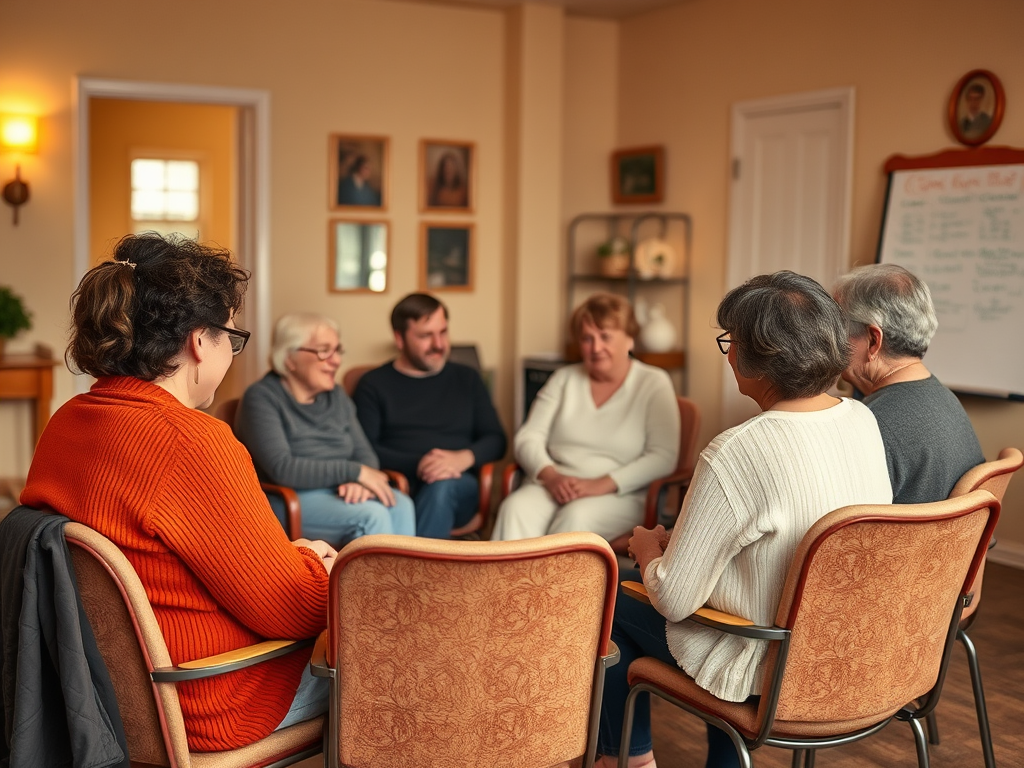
left=989, top=540, right=1024, bottom=570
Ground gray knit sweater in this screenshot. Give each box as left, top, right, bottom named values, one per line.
left=863, top=375, right=984, bottom=504
left=235, top=372, right=378, bottom=489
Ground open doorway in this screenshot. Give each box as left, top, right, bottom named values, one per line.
left=73, top=78, right=271, bottom=404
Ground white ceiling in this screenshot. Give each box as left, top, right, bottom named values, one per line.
left=399, top=0, right=685, bottom=20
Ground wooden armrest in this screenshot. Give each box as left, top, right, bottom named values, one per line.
left=309, top=630, right=333, bottom=679
left=261, top=483, right=302, bottom=540
left=502, top=462, right=522, bottom=498
left=384, top=469, right=410, bottom=494
left=621, top=581, right=758, bottom=628
left=621, top=580, right=652, bottom=605
left=693, top=606, right=754, bottom=627
left=151, top=637, right=314, bottom=682
left=643, top=472, right=692, bottom=527
left=478, top=462, right=495, bottom=516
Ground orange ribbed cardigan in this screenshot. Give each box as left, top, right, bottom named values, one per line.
left=22, top=377, right=330, bottom=751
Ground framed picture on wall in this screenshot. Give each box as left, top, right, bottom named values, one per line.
left=329, top=219, right=389, bottom=293
left=948, top=69, right=1004, bottom=147
left=611, top=145, right=665, bottom=204
left=420, top=222, right=474, bottom=291
left=421, top=139, right=474, bottom=213
left=329, top=134, right=389, bottom=210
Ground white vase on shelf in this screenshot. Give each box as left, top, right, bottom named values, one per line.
left=638, top=303, right=676, bottom=353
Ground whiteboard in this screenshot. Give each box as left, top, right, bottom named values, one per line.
left=877, top=161, right=1024, bottom=399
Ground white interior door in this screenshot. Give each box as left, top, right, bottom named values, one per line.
left=722, top=88, right=855, bottom=428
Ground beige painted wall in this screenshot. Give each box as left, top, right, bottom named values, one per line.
left=617, top=0, right=1024, bottom=546
left=89, top=99, right=237, bottom=265
left=0, top=0, right=510, bottom=475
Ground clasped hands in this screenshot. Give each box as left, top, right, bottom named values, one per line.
left=626, top=524, right=671, bottom=571
left=337, top=465, right=397, bottom=507
left=537, top=467, right=617, bottom=504
left=417, top=448, right=475, bottom=484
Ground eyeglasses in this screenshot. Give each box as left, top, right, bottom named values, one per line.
left=296, top=344, right=344, bottom=361
left=210, top=323, right=251, bottom=356
left=716, top=331, right=732, bottom=355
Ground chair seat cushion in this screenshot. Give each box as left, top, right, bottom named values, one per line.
left=627, top=658, right=903, bottom=741
left=191, top=715, right=323, bottom=768
left=628, top=658, right=762, bottom=739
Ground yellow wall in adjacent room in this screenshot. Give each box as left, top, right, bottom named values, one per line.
left=89, top=99, right=237, bottom=265
left=616, top=0, right=1024, bottom=545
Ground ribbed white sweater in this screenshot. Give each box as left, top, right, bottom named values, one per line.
left=644, top=398, right=892, bottom=702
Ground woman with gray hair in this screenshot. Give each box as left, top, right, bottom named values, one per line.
left=597, top=271, right=892, bottom=768
left=235, top=313, right=416, bottom=545
left=833, top=263, right=983, bottom=503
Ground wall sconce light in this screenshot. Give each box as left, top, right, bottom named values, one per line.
left=1, top=114, right=39, bottom=225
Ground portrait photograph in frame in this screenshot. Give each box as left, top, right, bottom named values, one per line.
left=329, top=134, right=389, bottom=210
left=420, top=222, right=474, bottom=291
left=329, top=219, right=389, bottom=294
left=948, top=69, right=1004, bottom=147
left=421, top=139, right=474, bottom=213
left=611, top=145, right=665, bottom=204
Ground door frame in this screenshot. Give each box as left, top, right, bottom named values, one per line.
left=72, top=77, right=271, bottom=392
left=722, top=87, right=855, bottom=428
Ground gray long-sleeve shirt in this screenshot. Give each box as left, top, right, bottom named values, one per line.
left=235, top=372, right=379, bottom=489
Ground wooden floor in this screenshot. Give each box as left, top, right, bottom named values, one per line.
left=296, top=563, right=1023, bottom=768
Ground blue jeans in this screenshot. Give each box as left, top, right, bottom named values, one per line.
left=275, top=664, right=329, bottom=730
left=267, top=488, right=416, bottom=548
left=413, top=474, right=479, bottom=539
left=599, top=571, right=741, bottom=767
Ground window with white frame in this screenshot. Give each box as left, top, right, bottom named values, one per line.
left=130, top=158, right=201, bottom=238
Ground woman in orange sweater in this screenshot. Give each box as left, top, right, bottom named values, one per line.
left=21, top=234, right=334, bottom=751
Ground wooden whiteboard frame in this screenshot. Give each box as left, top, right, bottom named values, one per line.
left=876, top=145, right=1024, bottom=400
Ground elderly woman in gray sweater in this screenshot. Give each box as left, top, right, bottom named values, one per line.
left=235, top=313, right=415, bottom=545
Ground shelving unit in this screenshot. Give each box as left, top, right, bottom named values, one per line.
left=565, top=211, right=692, bottom=393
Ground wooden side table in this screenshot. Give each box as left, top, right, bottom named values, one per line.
left=0, top=344, right=60, bottom=446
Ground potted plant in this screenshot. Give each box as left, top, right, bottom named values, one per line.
left=0, top=286, right=32, bottom=359
left=596, top=235, right=631, bottom=278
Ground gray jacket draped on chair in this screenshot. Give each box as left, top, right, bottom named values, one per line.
left=0, top=505, right=128, bottom=768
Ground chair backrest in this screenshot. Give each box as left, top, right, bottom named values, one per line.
left=325, top=532, right=617, bottom=767
left=760, top=490, right=999, bottom=733
left=950, top=447, right=1023, bottom=502
left=676, top=396, right=701, bottom=478
left=948, top=447, right=1023, bottom=621
left=214, top=398, right=240, bottom=432
left=342, top=365, right=375, bottom=397
left=65, top=522, right=190, bottom=768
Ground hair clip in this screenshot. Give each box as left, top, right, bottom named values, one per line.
left=116, top=259, right=137, bottom=270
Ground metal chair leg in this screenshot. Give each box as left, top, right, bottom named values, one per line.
left=909, top=717, right=932, bottom=768
left=925, top=710, right=940, bottom=745
left=791, top=749, right=805, bottom=768
left=960, top=629, right=997, bottom=768
left=806, top=749, right=816, bottom=768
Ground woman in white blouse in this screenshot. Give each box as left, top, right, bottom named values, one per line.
left=492, top=293, right=680, bottom=541
left=596, top=272, right=893, bottom=768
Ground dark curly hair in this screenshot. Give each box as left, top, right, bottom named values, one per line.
left=67, top=233, right=249, bottom=380
left=717, top=270, right=850, bottom=400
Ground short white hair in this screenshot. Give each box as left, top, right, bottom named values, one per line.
left=270, top=313, right=339, bottom=375
left=833, top=264, right=938, bottom=358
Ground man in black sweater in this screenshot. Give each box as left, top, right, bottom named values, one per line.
left=352, top=293, right=507, bottom=538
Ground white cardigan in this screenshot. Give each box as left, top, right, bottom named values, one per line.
left=644, top=398, right=892, bottom=701
left=515, top=362, right=680, bottom=495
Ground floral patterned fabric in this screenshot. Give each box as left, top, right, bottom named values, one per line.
left=332, top=539, right=613, bottom=768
